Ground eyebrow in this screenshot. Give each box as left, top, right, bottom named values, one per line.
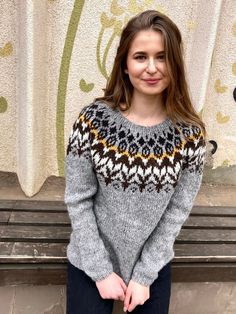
left=133, top=51, right=165, bottom=56
left=133, top=51, right=165, bottom=55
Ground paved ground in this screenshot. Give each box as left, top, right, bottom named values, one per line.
left=0, top=171, right=235, bottom=207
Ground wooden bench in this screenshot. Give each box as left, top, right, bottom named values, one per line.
left=0, top=200, right=235, bottom=285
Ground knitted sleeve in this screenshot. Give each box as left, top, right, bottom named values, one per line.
left=131, top=125, right=207, bottom=286
left=64, top=105, right=113, bottom=282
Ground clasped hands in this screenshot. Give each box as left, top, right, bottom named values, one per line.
left=96, top=272, right=150, bottom=312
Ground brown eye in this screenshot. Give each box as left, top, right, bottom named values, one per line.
left=134, top=55, right=146, bottom=60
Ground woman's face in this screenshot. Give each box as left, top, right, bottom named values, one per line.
left=125, top=29, right=170, bottom=100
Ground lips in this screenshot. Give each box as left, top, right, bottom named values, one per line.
left=143, top=78, right=161, bottom=84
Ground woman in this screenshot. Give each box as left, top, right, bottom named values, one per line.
left=65, top=10, right=207, bottom=314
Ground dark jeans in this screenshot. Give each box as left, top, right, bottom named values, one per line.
left=66, top=260, right=172, bottom=314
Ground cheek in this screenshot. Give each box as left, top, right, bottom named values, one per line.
left=157, top=62, right=167, bottom=72
left=127, top=62, right=145, bottom=76
left=163, top=76, right=171, bottom=89
left=127, top=75, right=137, bottom=88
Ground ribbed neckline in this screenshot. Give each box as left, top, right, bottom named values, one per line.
left=96, top=101, right=172, bottom=134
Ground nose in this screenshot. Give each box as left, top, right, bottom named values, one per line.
left=146, top=58, right=157, bottom=73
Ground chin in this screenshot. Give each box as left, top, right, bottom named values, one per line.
left=139, top=89, right=165, bottom=96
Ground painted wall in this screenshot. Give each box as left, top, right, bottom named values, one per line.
left=0, top=0, right=236, bottom=196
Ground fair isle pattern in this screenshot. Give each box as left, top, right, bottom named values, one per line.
left=67, top=102, right=206, bottom=194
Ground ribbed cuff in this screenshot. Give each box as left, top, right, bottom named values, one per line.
left=91, top=266, right=114, bottom=283
left=131, top=271, right=156, bottom=287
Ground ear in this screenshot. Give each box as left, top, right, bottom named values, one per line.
left=124, top=69, right=128, bottom=74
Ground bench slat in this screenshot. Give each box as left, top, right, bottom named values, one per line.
left=1, top=226, right=235, bottom=243
left=0, top=200, right=66, bottom=212
left=0, top=267, right=67, bottom=286
left=0, top=242, right=66, bottom=263
left=1, top=263, right=235, bottom=286
left=8, top=212, right=70, bottom=225
left=0, top=225, right=71, bottom=242
left=1, top=200, right=235, bottom=216
left=13, top=200, right=66, bottom=211
left=0, top=242, right=14, bottom=255
left=183, top=216, right=236, bottom=229
left=177, top=229, right=236, bottom=243
left=174, top=243, right=236, bottom=261
left=0, top=211, right=11, bottom=224
left=2, top=212, right=235, bottom=228
left=0, top=201, right=15, bottom=209
left=0, top=242, right=235, bottom=263
left=191, top=206, right=236, bottom=216
left=172, top=263, right=236, bottom=282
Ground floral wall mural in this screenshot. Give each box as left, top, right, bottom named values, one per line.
left=56, top=0, right=85, bottom=176
left=0, top=41, right=12, bottom=113
left=0, top=0, right=235, bottom=196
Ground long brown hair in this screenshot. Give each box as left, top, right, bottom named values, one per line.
left=95, top=10, right=207, bottom=138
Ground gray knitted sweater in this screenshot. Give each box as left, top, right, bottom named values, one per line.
left=64, top=101, right=206, bottom=286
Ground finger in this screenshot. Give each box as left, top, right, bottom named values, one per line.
left=120, top=280, right=127, bottom=293
left=124, top=290, right=132, bottom=311
left=118, top=289, right=125, bottom=302
left=127, top=297, right=137, bottom=312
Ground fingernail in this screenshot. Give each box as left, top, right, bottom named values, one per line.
left=123, top=307, right=127, bottom=312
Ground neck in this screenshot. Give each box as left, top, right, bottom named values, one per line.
left=128, top=92, right=167, bottom=119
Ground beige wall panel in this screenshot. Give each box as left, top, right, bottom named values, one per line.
left=0, top=0, right=17, bottom=171
left=203, top=0, right=236, bottom=168
left=0, top=0, right=235, bottom=195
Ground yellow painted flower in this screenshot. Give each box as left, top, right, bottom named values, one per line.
left=214, top=79, right=228, bottom=93
left=101, top=12, right=116, bottom=28
left=187, top=20, right=197, bottom=31
left=232, top=21, right=236, bottom=36
left=0, top=42, right=13, bottom=57
left=144, top=0, right=154, bottom=6
left=216, top=112, right=230, bottom=124
left=124, top=15, right=130, bottom=25
left=111, top=0, right=124, bottom=16
left=232, top=62, right=236, bottom=76
left=128, top=0, right=143, bottom=14
left=114, top=20, right=123, bottom=36
left=156, top=4, right=166, bottom=14
left=222, top=159, right=230, bottom=167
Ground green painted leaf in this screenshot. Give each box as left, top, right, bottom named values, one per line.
left=80, top=79, right=94, bottom=92
left=0, top=97, right=8, bottom=113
